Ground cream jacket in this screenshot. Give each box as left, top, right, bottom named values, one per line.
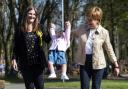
left=73, top=24, right=117, bottom=69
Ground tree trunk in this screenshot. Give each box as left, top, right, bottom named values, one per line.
left=113, top=26, right=119, bottom=59
left=110, top=0, right=120, bottom=59
left=3, top=42, right=11, bottom=76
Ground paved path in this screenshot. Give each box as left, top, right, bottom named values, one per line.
left=5, top=83, right=24, bottom=89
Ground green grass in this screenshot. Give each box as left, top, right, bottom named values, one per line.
left=45, top=79, right=80, bottom=88
left=44, top=79, right=128, bottom=89
left=1, top=76, right=128, bottom=89
left=0, top=75, right=24, bottom=83
left=101, top=80, right=128, bottom=89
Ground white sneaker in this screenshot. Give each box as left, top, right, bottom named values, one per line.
left=48, top=73, right=57, bottom=79
left=61, top=74, right=69, bottom=80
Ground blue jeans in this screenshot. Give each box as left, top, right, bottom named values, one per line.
left=80, top=55, right=104, bottom=89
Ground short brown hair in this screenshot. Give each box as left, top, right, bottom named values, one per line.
left=86, top=6, right=103, bottom=23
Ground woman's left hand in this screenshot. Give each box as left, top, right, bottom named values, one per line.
left=114, top=61, right=120, bottom=76
left=114, top=67, right=120, bottom=76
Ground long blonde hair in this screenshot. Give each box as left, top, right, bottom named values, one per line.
left=21, top=6, right=40, bottom=32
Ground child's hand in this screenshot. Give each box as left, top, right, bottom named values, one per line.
left=65, top=21, right=71, bottom=30
left=50, top=23, right=56, bottom=29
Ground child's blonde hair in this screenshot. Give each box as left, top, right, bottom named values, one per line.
left=86, top=6, right=103, bottom=23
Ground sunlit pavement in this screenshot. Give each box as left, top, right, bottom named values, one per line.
left=5, top=83, right=24, bottom=89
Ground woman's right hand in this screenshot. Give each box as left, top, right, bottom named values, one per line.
left=12, top=59, right=18, bottom=71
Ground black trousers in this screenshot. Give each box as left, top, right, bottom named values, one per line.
left=21, top=64, right=44, bottom=89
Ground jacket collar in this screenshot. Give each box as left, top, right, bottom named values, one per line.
left=96, top=24, right=102, bottom=33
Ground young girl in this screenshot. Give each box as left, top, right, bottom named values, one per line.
left=48, top=21, right=71, bottom=80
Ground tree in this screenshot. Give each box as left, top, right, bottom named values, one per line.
left=0, top=0, right=33, bottom=76
left=88, top=0, right=128, bottom=74
left=64, top=0, right=87, bottom=74
left=95, top=0, right=128, bottom=60
left=0, top=0, right=58, bottom=76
